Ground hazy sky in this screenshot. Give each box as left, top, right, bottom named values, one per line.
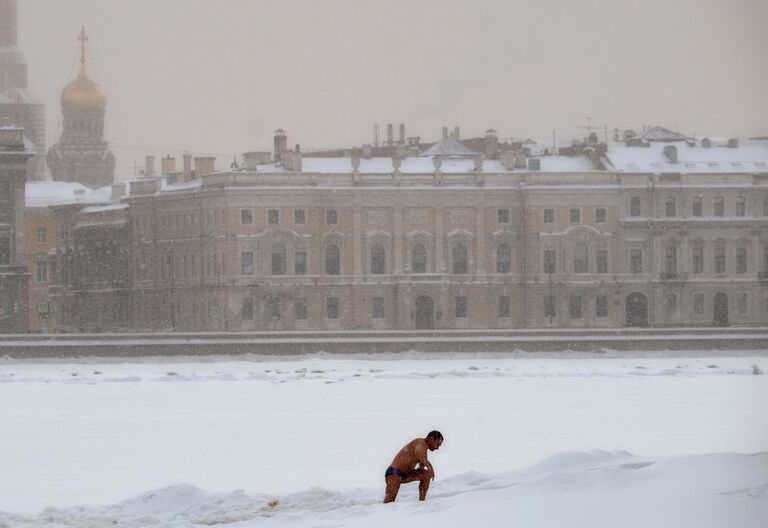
left=18, top=0, right=768, bottom=180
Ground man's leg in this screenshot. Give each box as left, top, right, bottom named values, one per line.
left=402, top=468, right=432, bottom=501
left=418, top=477, right=430, bottom=501
left=384, top=475, right=401, bottom=503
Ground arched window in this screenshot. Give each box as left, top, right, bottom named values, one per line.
left=496, top=243, right=511, bottom=273
left=665, top=196, right=676, bottom=217
left=452, top=243, right=468, bottom=274
left=412, top=243, right=427, bottom=273
left=574, top=243, right=588, bottom=273
left=271, top=245, right=286, bottom=275
left=325, top=244, right=340, bottom=275
left=371, top=244, right=386, bottom=275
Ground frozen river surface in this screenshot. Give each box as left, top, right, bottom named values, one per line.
left=0, top=352, right=766, bottom=526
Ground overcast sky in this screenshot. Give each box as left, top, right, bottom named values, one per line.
left=18, top=0, right=768, bottom=180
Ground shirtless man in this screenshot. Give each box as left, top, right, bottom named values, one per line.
left=383, top=430, right=443, bottom=503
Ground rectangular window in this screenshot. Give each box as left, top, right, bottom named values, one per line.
left=596, top=250, right=608, bottom=273
left=736, top=248, right=747, bottom=274
left=294, top=209, right=306, bottom=225
left=268, top=297, right=281, bottom=320
left=735, top=198, right=746, bottom=217
left=326, top=297, right=339, bottom=319
left=0, top=180, right=9, bottom=199
left=36, top=262, right=48, bottom=283
left=455, top=296, right=467, bottom=319
left=294, top=298, right=307, bottom=320
left=543, top=209, right=555, bottom=224
left=665, top=247, right=677, bottom=274
left=372, top=297, right=385, bottom=319
left=543, top=249, right=556, bottom=274
left=715, top=247, right=726, bottom=274
left=498, top=296, right=510, bottom=318
left=630, top=197, right=641, bottom=217
left=693, top=293, right=705, bottom=315
left=714, top=197, right=724, bottom=217
left=665, top=293, right=677, bottom=319
left=569, top=295, right=582, bottom=319
left=737, top=292, right=748, bottom=314
left=241, top=297, right=254, bottom=320
left=692, top=247, right=704, bottom=274
left=596, top=295, right=608, bottom=318
left=36, top=227, right=47, bottom=245
left=569, top=208, right=581, bottom=224
left=294, top=250, right=307, bottom=275
left=497, top=209, right=510, bottom=224
left=240, top=251, right=254, bottom=275
left=240, top=209, right=253, bottom=225
left=326, top=209, right=338, bottom=225
left=268, top=209, right=279, bottom=225
left=692, top=197, right=703, bottom=217
left=595, top=208, right=606, bottom=223
left=0, top=237, right=10, bottom=265
left=544, top=295, right=556, bottom=319
left=665, top=197, right=676, bottom=217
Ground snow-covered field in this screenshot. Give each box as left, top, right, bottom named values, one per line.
left=1, top=352, right=767, bottom=527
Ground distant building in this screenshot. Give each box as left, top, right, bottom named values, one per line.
left=0, top=0, right=47, bottom=181
left=23, top=181, right=111, bottom=331
left=39, top=129, right=768, bottom=332
left=1, top=124, right=35, bottom=332
left=47, top=27, right=115, bottom=189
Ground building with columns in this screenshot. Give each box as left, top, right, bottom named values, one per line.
left=0, top=0, right=47, bottom=181
left=40, top=128, right=768, bottom=332
left=47, top=27, right=115, bottom=189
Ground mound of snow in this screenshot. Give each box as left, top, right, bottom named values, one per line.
left=2, top=451, right=766, bottom=527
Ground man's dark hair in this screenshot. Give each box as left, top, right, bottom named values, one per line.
left=427, top=430, right=443, bottom=441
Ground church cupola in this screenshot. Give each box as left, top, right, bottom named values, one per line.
left=47, top=27, right=115, bottom=188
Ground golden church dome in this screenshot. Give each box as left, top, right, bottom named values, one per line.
left=60, top=27, right=106, bottom=110
left=61, top=64, right=107, bottom=110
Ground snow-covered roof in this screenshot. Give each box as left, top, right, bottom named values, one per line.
left=25, top=181, right=112, bottom=207
left=605, top=141, right=768, bottom=174
left=631, top=126, right=693, bottom=143
left=419, top=137, right=478, bottom=157
left=80, top=203, right=129, bottom=214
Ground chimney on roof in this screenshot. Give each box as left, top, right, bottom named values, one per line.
left=182, top=152, right=192, bottom=181
left=727, top=138, right=738, bottom=148
left=111, top=182, right=126, bottom=200
left=195, top=157, right=215, bottom=177
left=274, top=129, right=287, bottom=162
left=399, top=124, right=405, bottom=145
left=484, top=129, right=499, bottom=159
left=161, top=155, right=176, bottom=175
left=387, top=124, right=393, bottom=146
left=145, top=155, right=154, bottom=177
left=701, top=138, right=711, bottom=148
left=362, top=144, right=372, bottom=159
left=454, top=127, right=460, bottom=141
left=442, top=126, right=448, bottom=140
left=663, top=145, right=678, bottom=164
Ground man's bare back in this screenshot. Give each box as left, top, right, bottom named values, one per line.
left=384, top=431, right=443, bottom=503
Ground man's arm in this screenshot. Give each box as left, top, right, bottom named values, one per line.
left=416, top=442, right=435, bottom=480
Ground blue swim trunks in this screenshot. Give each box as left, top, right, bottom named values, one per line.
left=385, top=466, right=408, bottom=481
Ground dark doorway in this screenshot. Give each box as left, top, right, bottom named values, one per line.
left=714, top=292, right=729, bottom=326
left=415, top=296, right=435, bottom=329
left=625, top=293, right=648, bottom=327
